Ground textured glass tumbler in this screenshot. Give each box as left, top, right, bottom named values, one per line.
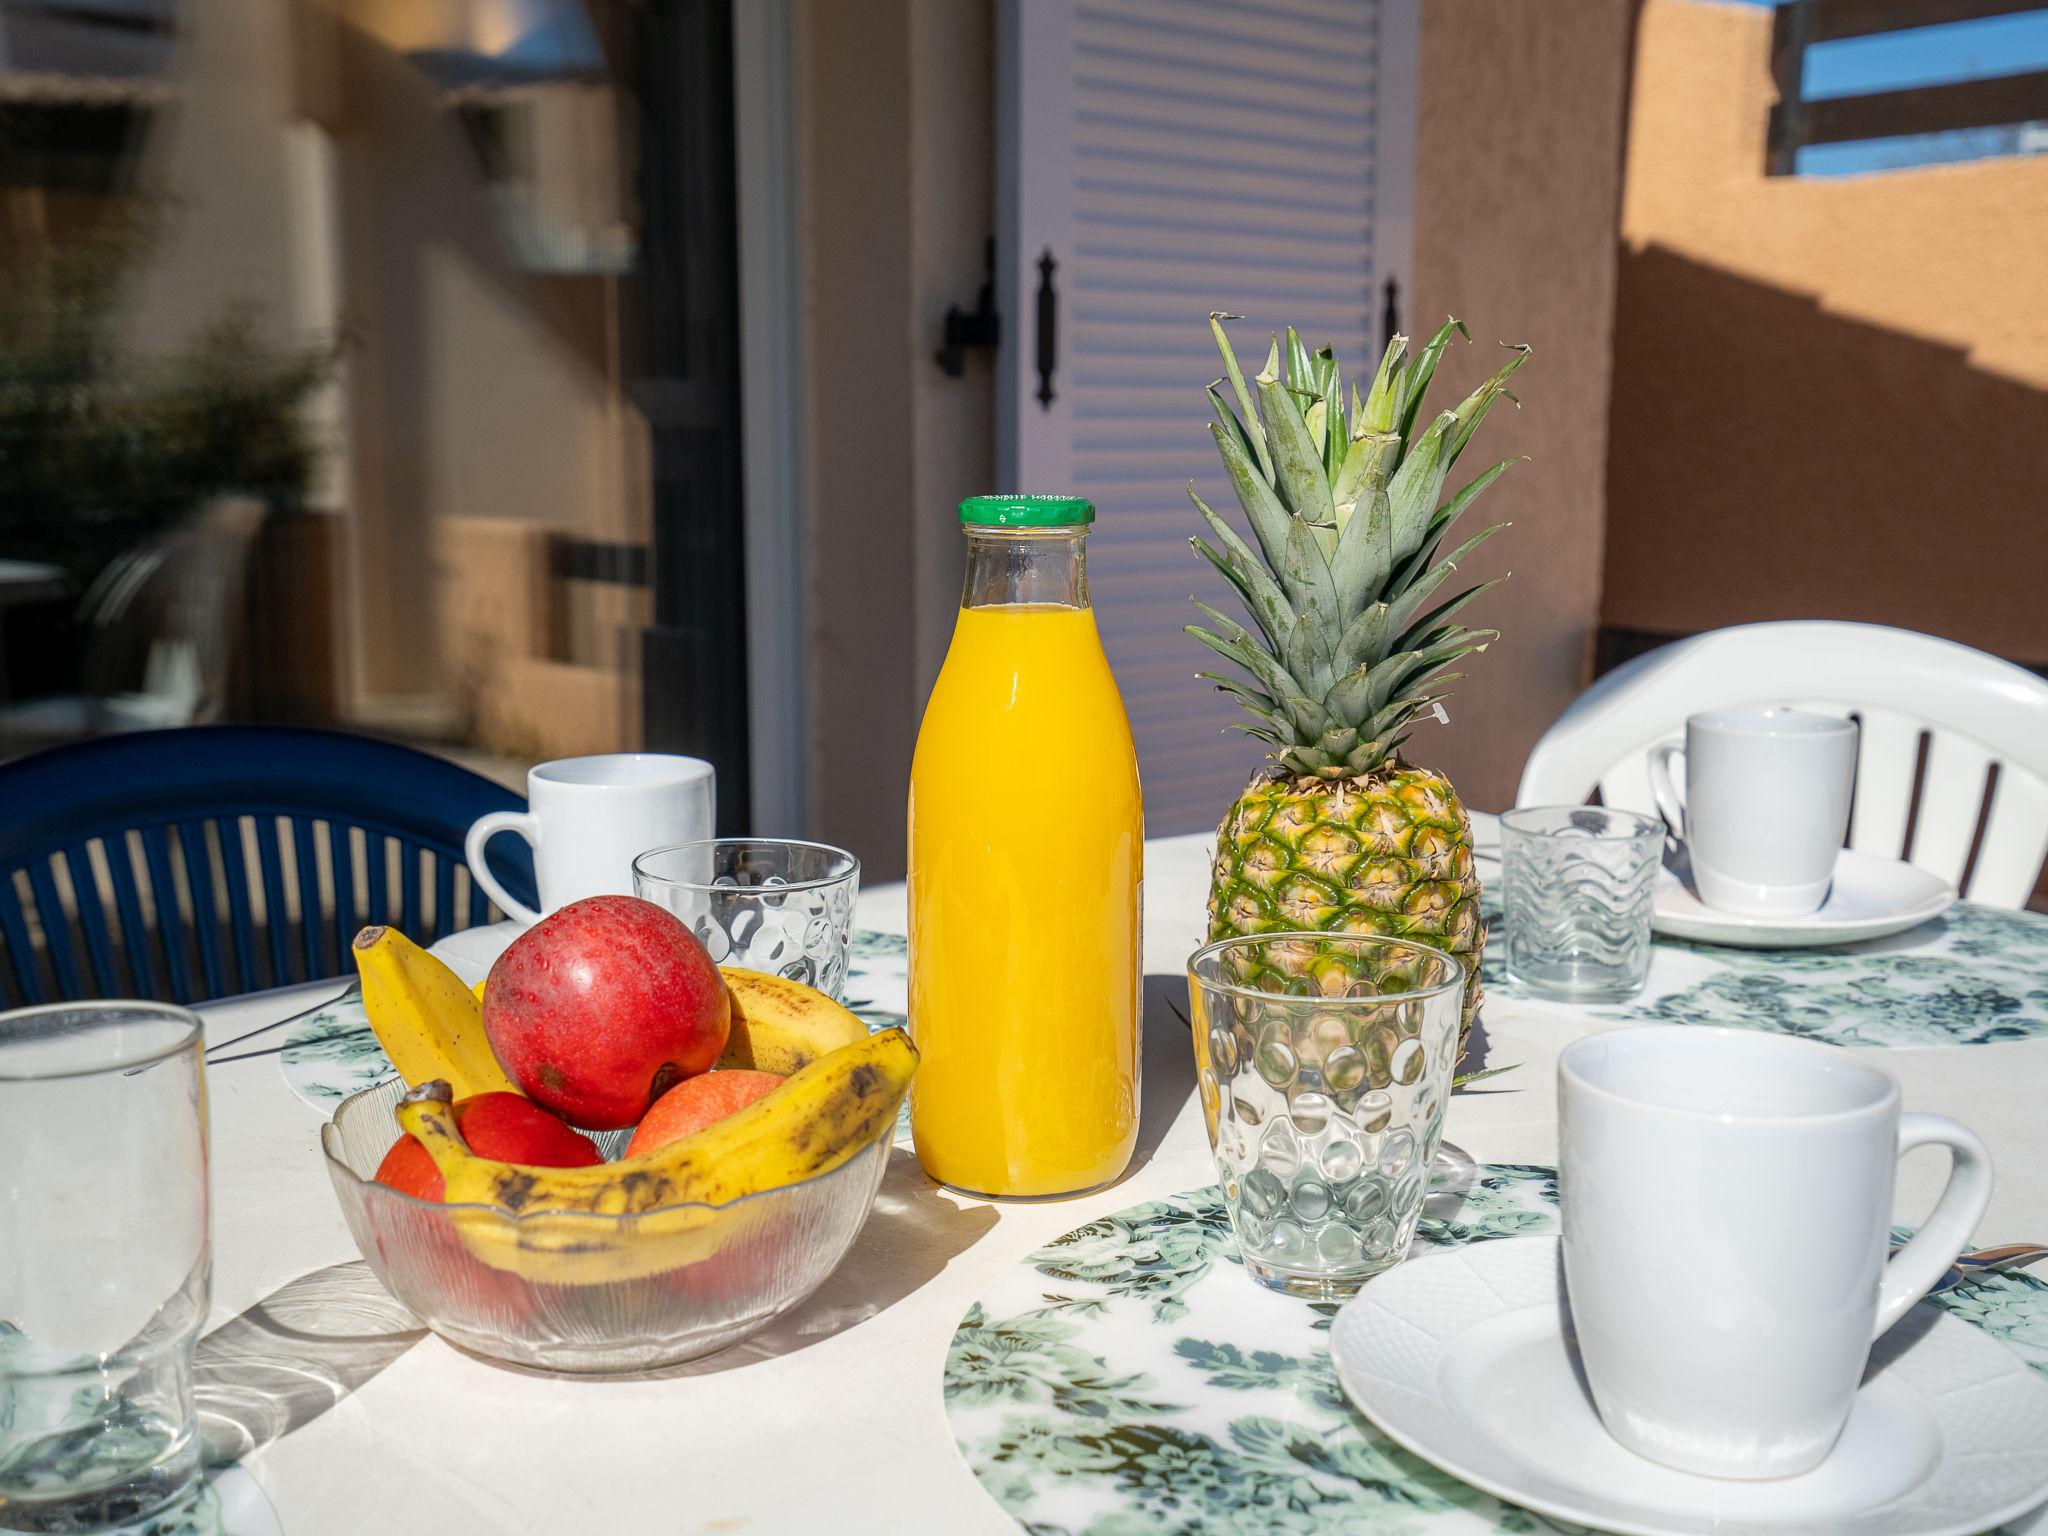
left=633, top=839, right=860, bottom=999
left=0, top=1003, right=210, bottom=1531
left=1188, top=933, right=1463, bottom=1299
left=1500, top=806, right=1662, bottom=1002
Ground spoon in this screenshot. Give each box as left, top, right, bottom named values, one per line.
left=1927, top=1243, right=2048, bottom=1295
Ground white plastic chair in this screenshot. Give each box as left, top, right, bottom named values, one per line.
left=1516, top=622, right=2048, bottom=908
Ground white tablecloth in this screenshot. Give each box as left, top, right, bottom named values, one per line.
left=194, top=819, right=2048, bottom=1533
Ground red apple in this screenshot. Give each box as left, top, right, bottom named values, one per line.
left=373, top=1091, right=603, bottom=1202
left=483, top=895, right=731, bottom=1129
left=625, top=1069, right=784, bottom=1157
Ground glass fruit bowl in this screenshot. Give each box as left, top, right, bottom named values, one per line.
left=322, top=1077, right=895, bottom=1373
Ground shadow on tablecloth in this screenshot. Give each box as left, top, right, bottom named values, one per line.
left=498, top=1147, right=1002, bottom=1383
left=196, top=1261, right=425, bottom=1466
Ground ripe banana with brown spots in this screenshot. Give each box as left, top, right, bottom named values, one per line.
left=393, top=1027, right=916, bottom=1285
left=716, top=967, right=871, bottom=1073
left=353, top=925, right=518, bottom=1099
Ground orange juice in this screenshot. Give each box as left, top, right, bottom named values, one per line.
left=907, top=503, right=1142, bottom=1198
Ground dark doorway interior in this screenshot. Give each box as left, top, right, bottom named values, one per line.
left=632, top=0, right=750, bottom=834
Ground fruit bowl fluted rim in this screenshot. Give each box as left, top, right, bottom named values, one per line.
left=320, top=1075, right=904, bottom=1226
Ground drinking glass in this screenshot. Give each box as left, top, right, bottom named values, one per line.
left=633, top=839, right=861, bottom=999
left=0, top=1003, right=210, bottom=1531
left=1500, top=805, right=1662, bottom=1002
left=1188, top=933, right=1463, bottom=1298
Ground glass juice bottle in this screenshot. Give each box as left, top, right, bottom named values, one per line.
left=908, top=495, right=1142, bottom=1199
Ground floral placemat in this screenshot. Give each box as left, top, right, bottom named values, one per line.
left=276, top=929, right=912, bottom=1112
left=1481, top=893, right=2048, bottom=1048
left=943, top=1164, right=2048, bottom=1535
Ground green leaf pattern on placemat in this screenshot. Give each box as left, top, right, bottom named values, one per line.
left=945, top=1166, right=2048, bottom=1535
left=1482, top=897, right=2048, bottom=1048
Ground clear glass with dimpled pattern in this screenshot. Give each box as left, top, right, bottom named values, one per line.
left=1500, top=806, right=1662, bottom=1003
left=632, top=839, right=860, bottom=1000
left=1187, top=933, right=1463, bottom=1298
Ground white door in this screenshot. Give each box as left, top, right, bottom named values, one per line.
left=998, top=0, right=1418, bottom=833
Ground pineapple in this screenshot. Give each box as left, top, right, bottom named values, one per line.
left=1189, top=314, right=1530, bottom=1046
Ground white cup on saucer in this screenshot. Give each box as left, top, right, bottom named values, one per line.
left=1648, top=706, right=1856, bottom=916
left=1558, top=1025, right=1993, bottom=1481
left=465, top=754, right=715, bottom=926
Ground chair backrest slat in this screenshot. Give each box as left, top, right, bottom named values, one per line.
left=216, top=815, right=260, bottom=995
left=1911, top=733, right=1995, bottom=891
left=25, top=861, right=83, bottom=998
left=139, top=825, right=194, bottom=1003
left=251, top=815, right=291, bottom=990
left=1974, top=771, right=2048, bottom=907
left=468, top=869, right=490, bottom=929
left=0, top=878, right=39, bottom=1006
left=366, top=832, right=391, bottom=937
left=0, top=727, right=534, bottom=1004
left=431, top=852, right=456, bottom=948
left=329, top=822, right=358, bottom=977
left=1844, top=707, right=1921, bottom=861
left=60, top=843, right=121, bottom=995
left=400, top=839, right=423, bottom=945
left=292, top=817, right=323, bottom=987
left=178, top=818, right=227, bottom=1000
left=101, top=831, right=160, bottom=998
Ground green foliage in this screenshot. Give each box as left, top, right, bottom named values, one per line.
left=0, top=222, right=332, bottom=585
left=1187, top=313, right=1530, bottom=777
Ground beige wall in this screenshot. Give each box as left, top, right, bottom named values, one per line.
left=1408, top=0, right=1640, bottom=812
left=797, top=0, right=994, bottom=880
left=1604, top=0, right=2048, bottom=664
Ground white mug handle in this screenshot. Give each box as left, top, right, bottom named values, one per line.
left=1874, top=1112, right=1995, bottom=1340
left=1647, top=742, right=1688, bottom=842
left=465, top=811, right=543, bottom=927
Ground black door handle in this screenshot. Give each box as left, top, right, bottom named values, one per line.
left=1034, top=248, right=1058, bottom=411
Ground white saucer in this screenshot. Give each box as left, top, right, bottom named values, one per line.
left=1653, top=849, right=1954, bottom=948
left=1330, top=1235, right=2048, bottom=1536
left=425, top=921, right=519, bottom=982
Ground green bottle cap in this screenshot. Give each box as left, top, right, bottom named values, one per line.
left=958, top=494, right=1095, bottom=528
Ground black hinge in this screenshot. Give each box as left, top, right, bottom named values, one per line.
left=935, top=238, right=1001, bottom=376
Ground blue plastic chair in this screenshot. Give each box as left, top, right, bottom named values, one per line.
left=0, top=726, right=537, bottom=1007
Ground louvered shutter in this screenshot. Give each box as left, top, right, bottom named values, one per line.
left=998, top=0, right=1417, bottom=832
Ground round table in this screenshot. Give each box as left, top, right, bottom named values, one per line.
left=187, top=817, right=2048, bottom=1534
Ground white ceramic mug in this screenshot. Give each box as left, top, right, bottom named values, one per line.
left=1558, top=1025, right=1992, bottom=1480
left=1648, top=707, right=1857, bottom=916
left=465, top=754, right=715, bottom=926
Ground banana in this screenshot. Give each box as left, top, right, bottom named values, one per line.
left=395, top=1027, right=917, bottom=1285
left=352, top=926, right=518, bottom=1099
left=471, top=977, right=487, bottom=1005
left=717, top=967, right=871, bottom=1073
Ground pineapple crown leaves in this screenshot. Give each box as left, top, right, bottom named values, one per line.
left=1187, top=312, right=1529, bottom=780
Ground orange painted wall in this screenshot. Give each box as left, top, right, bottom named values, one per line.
left=1603, top=0, right=2048, bottom=665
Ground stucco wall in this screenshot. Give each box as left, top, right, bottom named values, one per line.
left=1603, top=0, right=2048, bottom=664
left=1407, top=0, right=1640, bottom=812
